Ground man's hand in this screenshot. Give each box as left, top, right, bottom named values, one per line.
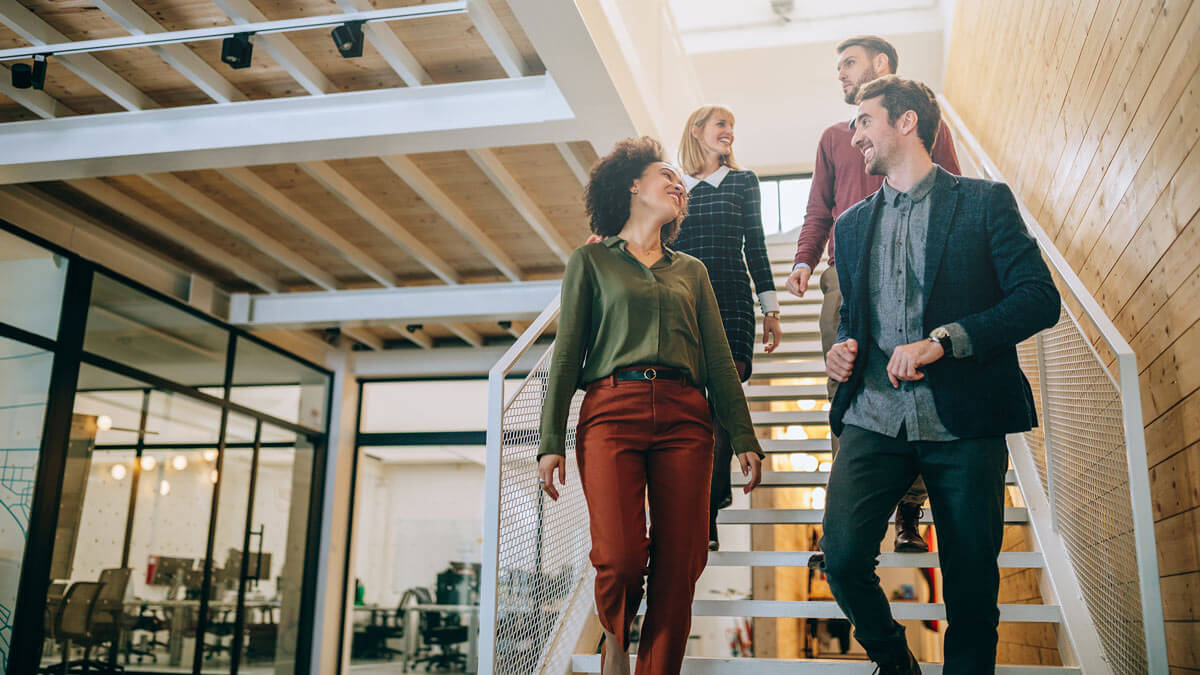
left=785, top=266, right=812, bottom=297
left=826, top=338, right=858, bottom=382
left=886, top=339, right=945, bottom=388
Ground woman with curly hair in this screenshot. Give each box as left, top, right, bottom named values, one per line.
left=675, top=104, right=782, bottom=552
left=537, top=137, right=764, bottom=675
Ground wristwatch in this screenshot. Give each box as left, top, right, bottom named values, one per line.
left=928, top=326, right=952, bottom=355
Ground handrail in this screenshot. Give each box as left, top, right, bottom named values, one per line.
left=940, top=95, right=1168, bottom=674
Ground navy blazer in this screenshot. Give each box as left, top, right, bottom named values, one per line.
left=830, top=167, right=1061, bottom=439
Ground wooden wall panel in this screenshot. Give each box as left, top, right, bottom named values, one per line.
left=946, top=0, right=1200, bottom=668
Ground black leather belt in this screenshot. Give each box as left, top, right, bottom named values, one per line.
left=613, top=367, right=688, bottom=383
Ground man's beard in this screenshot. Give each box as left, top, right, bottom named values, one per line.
left=843, top=66, right=878, bottom=104
left=864, top=147, right=888, bottom=176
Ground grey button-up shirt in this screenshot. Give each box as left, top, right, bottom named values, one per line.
left=843, top=167, right=969, bottom=441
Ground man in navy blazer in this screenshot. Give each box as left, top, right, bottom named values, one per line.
left=820, top=76, right=1060, bottom=674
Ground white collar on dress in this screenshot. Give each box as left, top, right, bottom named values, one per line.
left=683, top=165, right=731, bottom=191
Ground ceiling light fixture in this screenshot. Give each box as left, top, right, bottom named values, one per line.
left=10, top=54, right=47, bottom=90
left=221, top=32, right=254, bottom=69
left=331, top=21, right=365, bottom=58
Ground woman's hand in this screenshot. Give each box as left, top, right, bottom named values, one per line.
left=737, top=452, right=763, bottom=493
left=537, top=454, right=567, bottom=500
left=762, top=314, right=783, bottom=353
left=583, top=234, right=603, bottom=246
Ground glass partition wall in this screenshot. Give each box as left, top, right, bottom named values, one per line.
left=0, top=222, right=332, bottom=675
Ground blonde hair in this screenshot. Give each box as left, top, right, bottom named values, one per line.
left=678, top=104, right=741, bottom=177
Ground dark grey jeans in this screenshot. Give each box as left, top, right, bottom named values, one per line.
left=818, top=424, right=1008, bottom=673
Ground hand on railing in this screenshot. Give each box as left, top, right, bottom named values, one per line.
left=537, top=454, right=567, bottom=501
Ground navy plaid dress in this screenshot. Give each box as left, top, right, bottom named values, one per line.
left=674, top=168, right=775, bottom=376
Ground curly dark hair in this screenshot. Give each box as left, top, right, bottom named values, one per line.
left=584, top=136, right=685, bottom=244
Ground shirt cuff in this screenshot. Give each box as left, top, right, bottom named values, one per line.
left=537, top=434, right=566, bottom=459
left=943, top=322, right=974, bottom=359
left=758, top=290, right=781, bottom=314
left=793, top=262, right=812, bottom=273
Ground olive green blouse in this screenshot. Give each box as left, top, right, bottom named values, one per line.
left=537, top=237, right=763, bottom=459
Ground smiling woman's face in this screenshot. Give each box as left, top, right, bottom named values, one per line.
left=632, top=161, right=687, bottom=222
left=694, top=112, right=734, bottom=158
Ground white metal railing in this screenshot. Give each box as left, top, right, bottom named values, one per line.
left=480, top=295, right=593, bottom=675
left=941, top=96, right=1168, bottom=674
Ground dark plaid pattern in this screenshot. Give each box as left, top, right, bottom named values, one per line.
left=674, top=169, right=775, bottom=368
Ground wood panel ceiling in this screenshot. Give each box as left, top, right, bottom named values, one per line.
left=0, top=0, right=605, bottom=354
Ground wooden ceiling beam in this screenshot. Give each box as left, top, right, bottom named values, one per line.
left=0, top=76, right=578, bottom=184
left=65, top=177, right=282, bottom=293
left=443, top=322, right=484, bottom=348
left=0, top=0, right=156, bottom=111
left=389, top=324, right=433, bottom=350
left=466, top=148, right=570, bottom=263
left=335, top=0, right=431, bottom=87
left=91, top=0, right=247, bottom=104
left=211, top=0, right=334, bottom=96
left=501, top=321, right=528, bottom=339
left=466, top=0, right=531, bottom=78
left=0, top=64, right=76, bottom=118
left=556, top=142, right=590, bottom=186
left=141, top=172, right=340, bottom=291
left=340, top=326, right=383, bottom=351
left=300, top=161, right=461, bottom=286
left=219, top=167, right=398, bottom=288
left=380, top=155, right=523, bottom=282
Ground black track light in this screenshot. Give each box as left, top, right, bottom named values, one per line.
left=331, top=21, right=365, bottom=58
left=11, top=54, right=48, bottom=90
left=221, top=32, right=254, bottom=69
left=406, top=324, right=423, bottom=333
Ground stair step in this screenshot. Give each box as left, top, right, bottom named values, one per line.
left=757, top=319, right=821, bottom=335
left=572, top=655, right=1078, bottom=674
left=706, top=551, right=1045, bottom=568
left=751, top=410, right=828, bottom=426
left=749, top=359, right=826, bottom=377
left=743, top=384, right=829, bottom=400
left=731, top=469, right=1017, bottom=487
left=637, top=600, right=1061, bottom=622
left=760, top=340, right=824, bottom=357
left=717, top=506, right=1029, bottom=525
left=759, top=438, right=833, bottom=453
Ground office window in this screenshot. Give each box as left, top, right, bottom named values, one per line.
left=758, top=174, right=813, bottom=235
left=0, top=229, right=68, bottom=341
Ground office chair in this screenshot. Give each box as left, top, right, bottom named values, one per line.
left=356, top=586, right=429, bottom=661
left=40, top=581, right=115, bottom=674
left=202, top=607, right=236, bottom=661
left=125, top=605, right=168, bottom=664
left=410, top=586, right=468, bottom=673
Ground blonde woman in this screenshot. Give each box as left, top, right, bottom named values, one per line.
left=675, top=105, right=782, bottom=551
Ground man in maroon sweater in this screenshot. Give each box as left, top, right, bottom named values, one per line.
left=786, top=35, right=961, bottom=554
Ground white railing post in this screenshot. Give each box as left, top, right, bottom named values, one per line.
left=1034, top=331, right=1058, bottom=532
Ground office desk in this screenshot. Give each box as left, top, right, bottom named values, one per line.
left=403, top=604, right=479, bottom=673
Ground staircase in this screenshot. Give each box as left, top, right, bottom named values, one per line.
left=565, top=237, right=1077, bottom=674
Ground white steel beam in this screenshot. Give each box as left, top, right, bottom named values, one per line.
left=380, top=155, right=523, bottom=282
left=91, top=0, right=247, bottom=104
left=389, top=324, right=433, bottom=349
left=0, top=0, right=156, bottom=111
left=335, top=0, right=432, bottom=87
left=467, top=149, right=571, bottom=263
left=300, top=161, right=461, bottom=286
left=141, top=172, right=340, bottom=291
left=0, top=64, right=75, bottom=118
left=219, top=167, right=398, bottom=288
left=444, top=322, right=484, bottom=348
left=211, top=0, right=335, bottom=96
left=466, top=0, right=530, bottom=78
left=0, top=76, right=579, bottom=184
left=555, top=142, right=590, bottom=186
left=340, top=326, right=383, bottom=351
left=354, top=343, right=546, bottom=378
left=228, top=280, right=560, bottom=329
left=65, top=177, right=281, bottom=293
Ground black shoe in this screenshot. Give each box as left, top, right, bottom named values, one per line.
left=873, top=648, right=921, bottom=674
left=708, top=518, right=720, bottom=552
left=894, top=503, right=929, bottom=553
left=806, top=552, right=825, bottom=569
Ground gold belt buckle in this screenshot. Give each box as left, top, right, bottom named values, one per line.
left=643, top=368, right=657, bottom=381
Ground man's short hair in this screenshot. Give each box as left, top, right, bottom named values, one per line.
left=837, top=35, right=898, bottom=74
left=855, top=75, right=941, bottom=153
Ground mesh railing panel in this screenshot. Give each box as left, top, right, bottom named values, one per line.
left=492, top=343, right=592, bottom=675
left=1020, top=309, right=1147, bottom=675
left=1016, top=337, right=1049, bottom=497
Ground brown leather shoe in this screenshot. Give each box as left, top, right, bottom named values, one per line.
left=894, top=503, right=929, bottom=553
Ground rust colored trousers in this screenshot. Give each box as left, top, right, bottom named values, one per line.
left=576, top=374, right=714, bottom=675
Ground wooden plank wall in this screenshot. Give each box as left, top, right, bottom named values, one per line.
left=945, top=0, right=1200, bottom=670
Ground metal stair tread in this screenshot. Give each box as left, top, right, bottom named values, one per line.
left=731, top=469, right=1017, bottom=486
left=706, top=551, right=1045, bottom=568
left=572, top=655, right=1078, bottom=674
left=749, top=359, right=826, bottom=376
left=717, top=506, right=1029, bottom=524
left=758, top=438, right=833, bottom=452
left=627, top=600, right=1061, bottom=622
left=743, top=384, right=829, bottom=400
left=751, top=410, right=828, bottom=425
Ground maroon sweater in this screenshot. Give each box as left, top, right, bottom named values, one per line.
left=793, top=118, right=961, bottom=269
